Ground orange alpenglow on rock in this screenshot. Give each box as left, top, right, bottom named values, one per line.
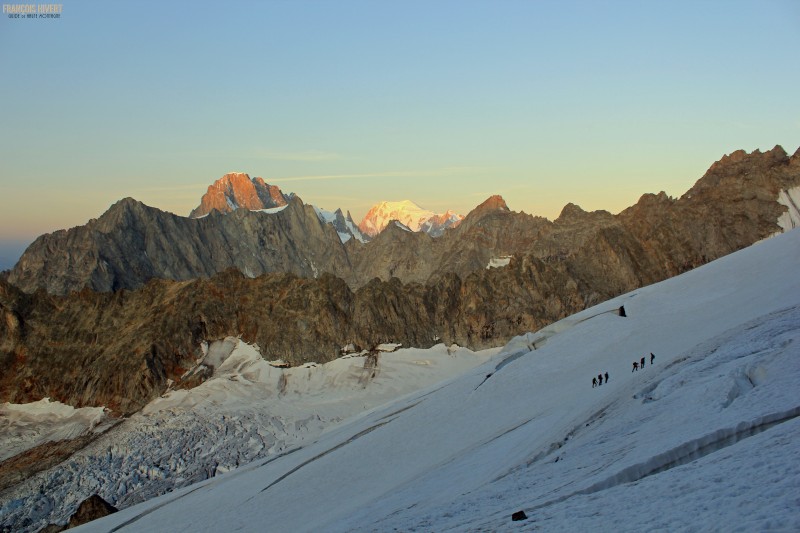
left=189, top=172, right=288, bottom=218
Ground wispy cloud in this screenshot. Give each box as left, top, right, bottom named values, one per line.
left=251, top=149, right=346, bottom=162
left=134, top=184, right=209, bottom=192
left=270, top=166, right=488, bottom=183
left=179, top=147, right=348, bottom=162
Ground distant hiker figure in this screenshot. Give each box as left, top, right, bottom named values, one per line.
left=632, top=361, right=638, bottom=372
left=640, top=356, right=646, bottom=369
left=651, top=352, right=655, bottom=364
left=592, top=377, right=598, bottom=388
left=598, top=373, right=603, bottom=386
left=605, top=371, right=609, bottom=383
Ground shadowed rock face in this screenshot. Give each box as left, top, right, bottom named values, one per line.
left=38, top=494, right=117, bottom=532
left=8, top=195, right=353, bottom=295
left=67, top=494, right=118, bottom=528
left=1, top=147, right=798, bottom=414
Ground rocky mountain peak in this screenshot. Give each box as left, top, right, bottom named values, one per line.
left=705, top=146, right=788, bottom=178
left=555, top=203, right=588, bottom=223
left=189, top=172, right=288, bottom=218
left=684, top=145, right=794, bottom=199
left=473, top=195, right=509, bottom=213
left=95, top=197, right=148, bottom=229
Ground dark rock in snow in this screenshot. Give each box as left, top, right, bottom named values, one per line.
left=67, top=494, right=118, bottom=528
left=511, top=510, right=528, bottom=521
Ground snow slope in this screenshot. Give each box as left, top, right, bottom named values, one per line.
left=77, top=228, right=800, bottom=532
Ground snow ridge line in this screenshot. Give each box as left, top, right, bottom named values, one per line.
left=257, top=418, right=396, bottom=495
left=520, top=406, right=800, bottom=515
left=377, top=401, right=422, bottom=422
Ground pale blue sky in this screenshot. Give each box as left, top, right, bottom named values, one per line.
left=1, top=0, right=798, bottom=267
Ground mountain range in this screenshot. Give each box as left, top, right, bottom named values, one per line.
left=8, top=146, right=799, bottom=298
left=0, top=146, right=798, bottom=418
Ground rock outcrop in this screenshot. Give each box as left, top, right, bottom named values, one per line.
left=67, top=494, right=118, bottom=528
left=40, top=494, right=118, bottom=532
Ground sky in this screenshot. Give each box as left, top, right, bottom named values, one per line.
left=1, top=0, right=799, bottom=265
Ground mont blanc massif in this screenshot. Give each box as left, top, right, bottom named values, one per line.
left=1, top=146, right=799, bottom=532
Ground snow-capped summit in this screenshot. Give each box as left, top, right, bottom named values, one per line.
left=189, top=172, right=289, bottom=218
left=189, top=173, right=365, bottom=244
left=358, top=200, right=463, bottom=238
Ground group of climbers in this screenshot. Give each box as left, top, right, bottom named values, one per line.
left=592, top=353, right=655, bottom=388
left=632, top=352, right=655, bottom=372
left=591, top=372, right=609, bottom=388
